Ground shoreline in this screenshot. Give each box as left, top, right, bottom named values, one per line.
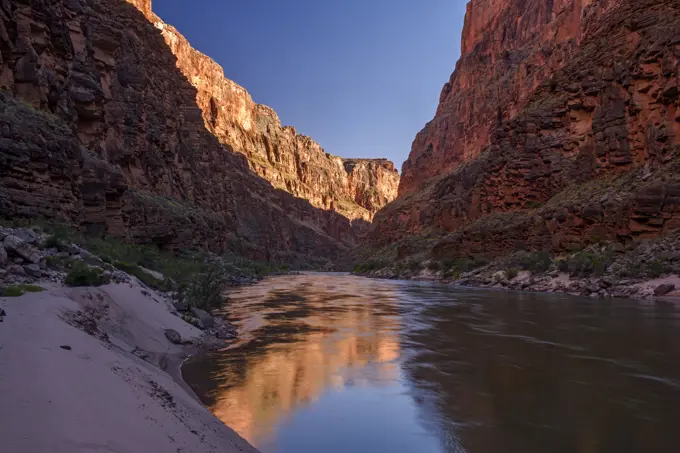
left=0, top=280, right=260, bottom=453
left=355, top=270, right=680, bottom=301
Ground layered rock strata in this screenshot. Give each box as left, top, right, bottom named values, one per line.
left=369, top=0, right=680, bottom=260
left=0, top=0, right=397, bottom=263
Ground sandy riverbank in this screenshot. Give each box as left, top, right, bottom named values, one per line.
left=0, top=281, right=259, bottom=453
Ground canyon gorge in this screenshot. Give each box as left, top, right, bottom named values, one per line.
left=3, top=2, right=680, bottom=452
left=0, top=0, right=398, bottom=265
left=1, top=0, right=679, bottom=274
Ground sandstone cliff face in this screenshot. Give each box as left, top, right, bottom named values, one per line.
left=150, top=15, right=399, bottom=221
left=0, top=0, right=394, bottom=263
left=400, top=0, right=618, bottom=195
left=371, top=0, right=680, bottom=259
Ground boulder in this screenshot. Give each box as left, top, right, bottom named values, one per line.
left=164, top=329, right=182, bottom=345
left=0, top=245, right=7, bottom=267
left=186, top=316, right=204, bottom=330
left=23, top=264, right=42, bottom=278
left=173, top=300, right=189, bottom=312
left=57, top=243, right=82, bottom=255
left=3, top=236, right=41, bottom=264
left=14, top=229, right=40, bottom=245
left=191, top=307, right=215, bottom=328
left=654, top=284, right=675, bottom=297
left=8, top=265, right=27, bottom=277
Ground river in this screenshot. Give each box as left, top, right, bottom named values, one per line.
left=182, top=273, right=680, bottom=453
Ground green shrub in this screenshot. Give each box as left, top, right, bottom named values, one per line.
left=517, top=251, right=552, bottom=273
left=1, top=284, right=45, bottom=297
left=44, top=235, right=62, bottom=249
left=505, top=268, right=519, bottom=280
left=114, top=261, right=167, bottom=291
left=441, top=256, right=487, bottom=275
left=65, top=262, right=110, bottom=287
left=444, top=269, right=461, bottom=280
left=353, top=259, right=388, bottom=274
left=647, top=260, right=672, bottom=278
left=407, top=260, right=423, bottom=271
left=1, top=287, right=24, bottom=297
left=20, top=284, right=44, bottom=293
left=181, top=267, right=226, bottom=312
left=557, top=259, right=569, bottom=273
left=562, top=251, right=612, bottom=277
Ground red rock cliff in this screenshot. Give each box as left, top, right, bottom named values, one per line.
left=149, top=11, right=399, bottom=221
left=400, top=0, right=616, bottom=195
left=0, top=0, right=394, bottom=263
left=370, top=0, right=680, bottom=258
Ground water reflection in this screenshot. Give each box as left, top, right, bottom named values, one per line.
left=183, top=274, right=406, bottom=449
left=183, top=273, right=680, bottom=453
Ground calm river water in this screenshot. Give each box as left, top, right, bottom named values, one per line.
left=182, top=273, right=680, bottom=453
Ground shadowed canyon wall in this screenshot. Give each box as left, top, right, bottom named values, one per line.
left=369, top=0, right=680, bottom=259
left=0, top=0, right=397, bottom=263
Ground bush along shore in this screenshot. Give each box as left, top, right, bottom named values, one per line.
left=353, top=232, right=680, bottom=299
left=0, top=219, right=287, bottom=344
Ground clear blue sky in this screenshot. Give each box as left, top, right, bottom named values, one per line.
left=154, top=0, right=467, bottom=170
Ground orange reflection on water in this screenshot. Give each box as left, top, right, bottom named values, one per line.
left=204, top=275, right=401, bottom=446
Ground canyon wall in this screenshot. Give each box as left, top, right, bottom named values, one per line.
left=0, top=0, right=395, bottom=263
left=370, top=0, right=680, bottom=259
left=150, top=11, right=399, bottom=222
left=401, top=0, right=617, bottom=196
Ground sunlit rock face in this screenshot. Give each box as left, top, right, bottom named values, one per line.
left=152, top=16, right=399, bottom=222
left=0, top=0, right=397, bottom=262
left=369, top=0, right=680, bottom=257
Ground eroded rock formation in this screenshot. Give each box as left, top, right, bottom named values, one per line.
left=400, top=0, right=621, bottom=196
left=370, top=0, right=680, bottom=260
left=150, top=12, right=399, bottom=221
left=0, top=0, right=397, bottom=263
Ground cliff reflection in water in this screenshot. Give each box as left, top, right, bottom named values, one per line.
left=182, top=274, right=403, bottom=447
left=183, top=274, right=680, bottom=453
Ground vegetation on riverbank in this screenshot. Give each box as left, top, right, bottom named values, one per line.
left=1, top=284, right=44, bottom=297
left=1, top=218, right=289, bottom=311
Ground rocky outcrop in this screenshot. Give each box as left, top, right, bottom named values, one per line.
left=369, top=0, right=680, bottom=261
left=0, top=0, right=396, bottom=263
left=150, top=13, right=399, bottom=221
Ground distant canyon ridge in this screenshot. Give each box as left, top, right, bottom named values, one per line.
left=0, top=0, right=398, bottom=264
